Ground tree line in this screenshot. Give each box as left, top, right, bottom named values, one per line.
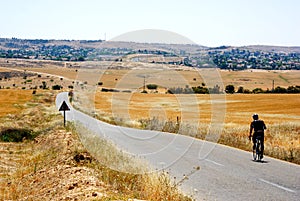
left=167, top=84, right=300, bottom=94
left=231, top=85, right=300, bottom=94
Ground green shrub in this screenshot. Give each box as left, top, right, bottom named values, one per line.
left=225, top=84, right=235, bottom=93
left=146, top=84, right=158, bottom=90
left=52, top=85, right=62, bottom=90
left=0, top=128, right=37, bottom=142
left=252, top=88, right=264, bottom=94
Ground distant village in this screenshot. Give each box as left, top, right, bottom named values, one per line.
left=0, top=38, right=300, bottom=70
left=208, top=48, right=300, bottom=70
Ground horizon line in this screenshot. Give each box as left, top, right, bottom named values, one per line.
left=1, top=37, right=300, bottom=48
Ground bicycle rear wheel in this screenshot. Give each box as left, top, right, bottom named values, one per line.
left=256, top=140, right=262, bottom=161
left=253, top=150, right=257, bottom=161
left=257, top=140, right=262, bottom=161
left=253, top=145, right=257, bottom=161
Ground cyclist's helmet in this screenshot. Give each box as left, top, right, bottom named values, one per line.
left=252, top=113, right=259, bottom=120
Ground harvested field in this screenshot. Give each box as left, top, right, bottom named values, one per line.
left=94, top=92, right=300, bottom=125
left=0, top=90, right=33, bottom=117
left=92, top=92, right=300, bottom=164
left=1, top=59, right=300, bottom=91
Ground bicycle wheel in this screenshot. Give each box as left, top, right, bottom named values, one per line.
left=256, top=140, right=261, bottom=161
left=253, top=142, right=257, bottom=161
left=253, top=149, right=257, bottom=160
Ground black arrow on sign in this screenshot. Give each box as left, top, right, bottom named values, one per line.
left=59, top=101, right=70, bottom=127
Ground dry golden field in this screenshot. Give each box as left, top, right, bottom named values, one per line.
left=94, top=92, right=299, bottom=125
left=0, top=90, right=33, bottom=117
left=1, top=58, right=300, bottom=91
left=1, top=59, right=300, bottom=163
left=18, top=68, right=300, bottom=90
left=92, top=92, right=300, bottom=164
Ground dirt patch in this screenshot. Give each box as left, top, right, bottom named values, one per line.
left=0, top=129, right=108, bottom=200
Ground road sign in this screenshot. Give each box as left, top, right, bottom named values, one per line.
left=59, top=101, right=70, bottom=127
left=59, top=101, right=70, bottom=111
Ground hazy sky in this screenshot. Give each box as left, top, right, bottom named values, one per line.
left=1, top=0, right=299, bottom=47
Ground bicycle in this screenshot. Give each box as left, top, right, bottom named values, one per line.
left=253, top=135, right=263, bottom=161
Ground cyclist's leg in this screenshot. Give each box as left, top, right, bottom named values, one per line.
left=252, top=133, right=257, bottom=150
left=261, top=133, right=264, bottom=158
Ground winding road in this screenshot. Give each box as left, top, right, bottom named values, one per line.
left=56, top=92, right=300, bottom=200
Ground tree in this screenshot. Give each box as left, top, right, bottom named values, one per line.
left=287, top=85, right=300, bottom=93
left=52, top=85, right=62, bottom=90
left=42, top=81, right=47, bottom=89
left=192, top=86, right=209, bottom=94
left=225, top=85, right=235, bottom=94
left=78, top=56, right=85, bottom=61
left=252, top=88, right=264, bottom=94
left=274, top=86, right=287, bottom=93
left=146, top=84, right=158, bottom=90
left=243, top=89, right=251, bottom=94
left=237, top=86, right=244, bottom=93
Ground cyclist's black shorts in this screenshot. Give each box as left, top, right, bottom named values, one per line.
left=252, top=132, right=264, bottom=144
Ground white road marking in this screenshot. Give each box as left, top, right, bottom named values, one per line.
left=259, top=178, right=296, bottom=193
left=204, top=159, right=225, bottom=167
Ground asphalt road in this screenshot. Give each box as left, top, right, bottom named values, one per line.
left=56, top=92, right=300, bottom=200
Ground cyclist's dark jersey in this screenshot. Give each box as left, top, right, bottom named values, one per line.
left=251, top=120, right=266, bottom=134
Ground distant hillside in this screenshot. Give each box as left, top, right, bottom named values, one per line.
left=243, top=45, right=300, bottom=53
left=0, top=38, right=299, bottom=70
left=0, top=38, right=203, bottom=60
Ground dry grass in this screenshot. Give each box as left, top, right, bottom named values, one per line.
left=0, top=66, right=74, bottom=91
left=0, top=90, right=192, bottom=200
left=73, top=123, right=191, bottom=200
left=94, top=93, right=299, bottom=124
left=219, top=122, right=300, bottom=164
left=0, top=90, right=33, bottom=117
left=220, top=69, right=300, bottom=90
left=94, top=92, right=214, bottom=124
left=225, top=94, right=300, bottom=124
left=92, top=92, right=300, bottom=164
left=2, top=59, right=300, bottom=91
left=0, top=110, right=109, bottom=200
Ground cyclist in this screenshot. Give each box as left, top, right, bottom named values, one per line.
left=249, top=114, right=267, bottom=159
